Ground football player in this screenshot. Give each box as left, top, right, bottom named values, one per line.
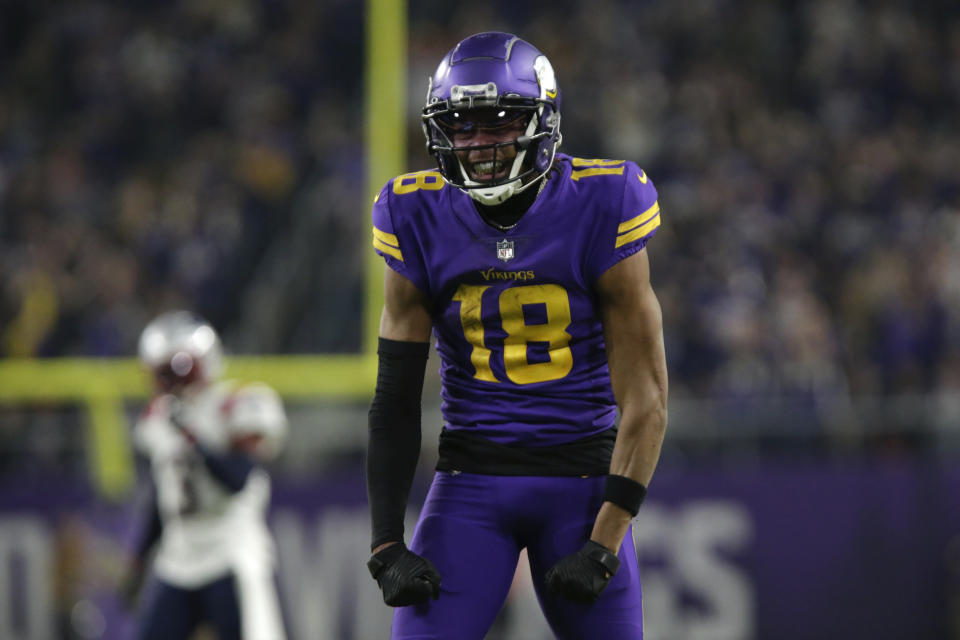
left=119, top=311, right=288, bottom=640
left=366, top=32, right=668, bottom=639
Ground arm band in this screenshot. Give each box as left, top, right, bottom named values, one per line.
left=367, top=337, right=430, bottom=550
left=194, top=444, right=255, bottom=493
left=602, top=474, right=647, bottom=517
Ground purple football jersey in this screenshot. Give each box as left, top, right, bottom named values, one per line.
left=372, top=153, right=660, bottom=447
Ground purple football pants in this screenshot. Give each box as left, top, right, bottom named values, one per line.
left=392, top=472, right=644, bottom=639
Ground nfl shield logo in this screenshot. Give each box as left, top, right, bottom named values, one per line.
left=496, top=239, right=515, bottom=262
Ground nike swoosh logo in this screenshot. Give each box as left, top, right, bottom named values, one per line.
left=545, top=89, right=557, bottom=99
left=637, top=171, right=648, bottom=184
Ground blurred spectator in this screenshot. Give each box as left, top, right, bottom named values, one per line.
left=0, top=0, right=364, bottom=357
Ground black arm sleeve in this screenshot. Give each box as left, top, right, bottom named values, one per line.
left=367, top=337, right=430, bottom=550
left=193, top=444, right=256, bottom=493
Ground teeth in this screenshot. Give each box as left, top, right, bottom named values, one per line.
left=473, top=160, right=503, bottom=175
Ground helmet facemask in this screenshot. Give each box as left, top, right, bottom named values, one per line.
left=152, top=351, right=204, bottom=394
left=425, top=96, right=550, bottom=204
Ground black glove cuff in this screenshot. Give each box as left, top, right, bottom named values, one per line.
left=367, top=542, right=406, bottom=579
left=581, top=540, right=621, bottom=576
left=602, top=474, right=647, bottom=517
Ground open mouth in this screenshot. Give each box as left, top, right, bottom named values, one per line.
left=469, top=159, right=508, bottom=181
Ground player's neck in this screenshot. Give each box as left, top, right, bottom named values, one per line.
left=474, top=176, right=545, bottom=231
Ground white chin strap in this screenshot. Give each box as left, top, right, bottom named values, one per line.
left=460, top=111, right=540, bottom=205
left=467, top=181, right=520, bottom=205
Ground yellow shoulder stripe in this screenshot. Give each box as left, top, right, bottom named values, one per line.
left=372, top=227, right=403, bottom=261
left=373, top=227, right=400, bottom=247
left=617, top=201, right=660, bottom=234
left=373, top=237, right=403, bottom=261
left=615, top=213, right=660, bottom=248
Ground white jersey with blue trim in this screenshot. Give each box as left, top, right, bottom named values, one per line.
left=133, top=380, right=287, bottom=588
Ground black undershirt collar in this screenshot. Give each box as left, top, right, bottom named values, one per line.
left=474, top=175, right=546, bottom=231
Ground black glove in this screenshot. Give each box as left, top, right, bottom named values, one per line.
left=367, top=543, right=442, bottom=607
left=545, top=540, right=620, bottom=603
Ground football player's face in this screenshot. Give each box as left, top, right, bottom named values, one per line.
left=153, top=352, right=202, bottom=395
left=443, top=109, right=528, bottom=182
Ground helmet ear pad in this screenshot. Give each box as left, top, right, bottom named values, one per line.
left=531, top=108, right=560, bottom=175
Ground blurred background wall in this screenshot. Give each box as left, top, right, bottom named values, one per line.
left=0, top=0, right=959, bottom=638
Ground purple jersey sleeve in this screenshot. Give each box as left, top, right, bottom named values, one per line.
left=584, top=161, right=660, bottom=283
left=371, top=177, right=431, bottom=293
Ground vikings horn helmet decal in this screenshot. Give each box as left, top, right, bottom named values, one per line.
left=422, top=32, right=562, bottom=205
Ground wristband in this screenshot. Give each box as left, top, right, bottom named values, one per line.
left=602, top=474, right=647, bottom=517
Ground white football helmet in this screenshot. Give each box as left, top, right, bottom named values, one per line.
left=138, top=311, right=224, bottom=393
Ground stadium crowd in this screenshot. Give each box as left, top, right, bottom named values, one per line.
left=2, top=0, right=959, bottom=439
left=0, top=0, right=365, bottom=359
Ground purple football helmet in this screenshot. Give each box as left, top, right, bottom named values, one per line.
left=422, top=32, right=562, bottom=205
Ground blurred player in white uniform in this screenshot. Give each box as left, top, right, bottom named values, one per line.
left=120, top=311, right=288, bottom=640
